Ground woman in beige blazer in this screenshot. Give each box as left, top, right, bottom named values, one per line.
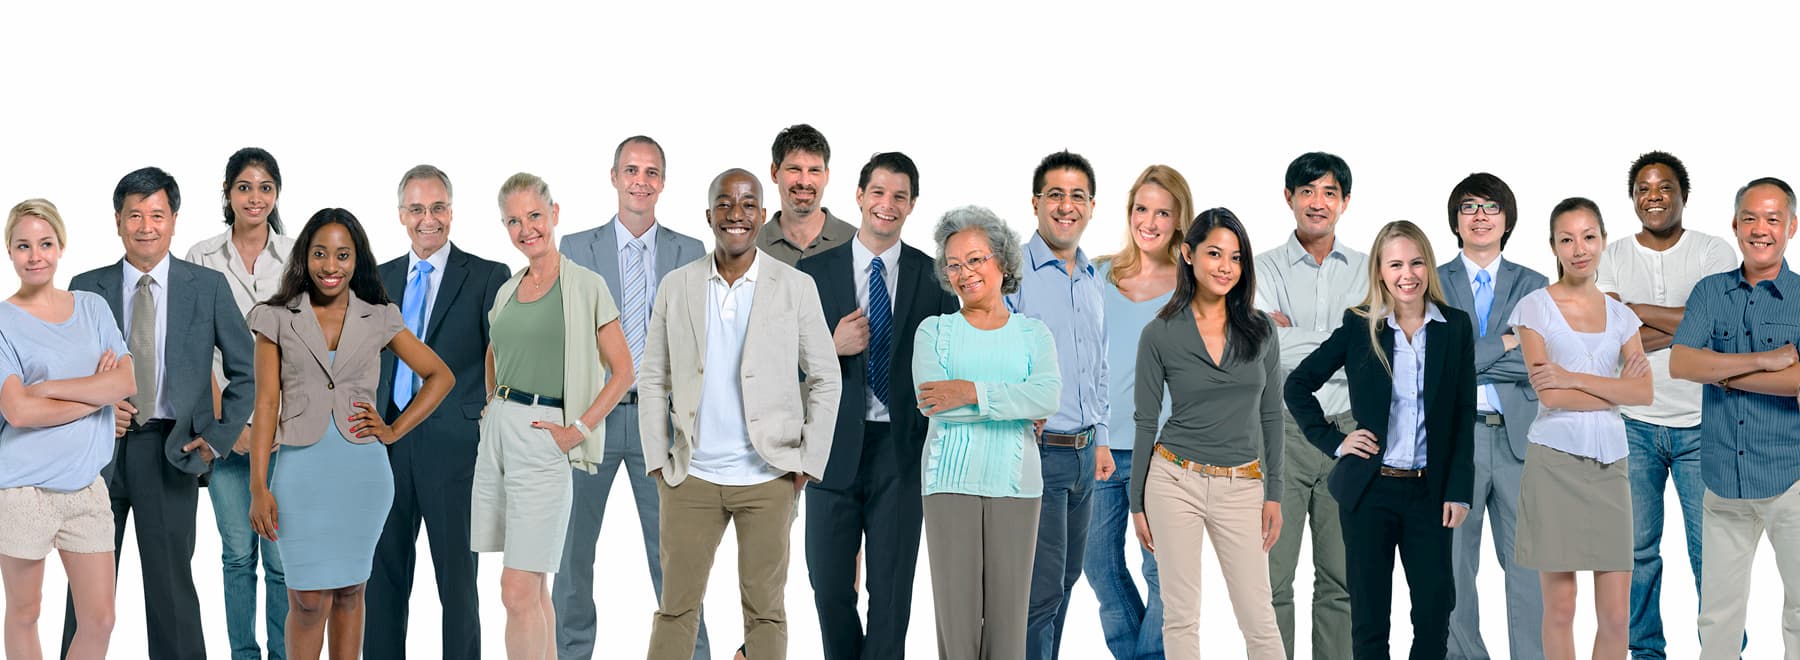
left=246, top=208, right=453, bottom=660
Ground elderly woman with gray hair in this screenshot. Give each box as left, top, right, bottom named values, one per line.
left=912, top=205, right=1062, bottom=659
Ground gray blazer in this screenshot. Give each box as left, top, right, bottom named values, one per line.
left=560, top=218, right=706, bottom=310
left=1438, top=256, right=1550, bottom=460
left=70, top=257, right=255, bottom=479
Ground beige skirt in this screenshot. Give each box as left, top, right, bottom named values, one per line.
left=1516, top=442, right=1632, bottom=572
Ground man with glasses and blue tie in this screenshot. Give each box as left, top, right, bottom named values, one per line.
left=364, top=164, right=511, bottom=660
left=1436, top=173, right=1549, bottom=660
left=556, top=136, right=711, bottom=660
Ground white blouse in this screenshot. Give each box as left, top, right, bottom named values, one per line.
left=1507, top=288, right=1642, bottom=464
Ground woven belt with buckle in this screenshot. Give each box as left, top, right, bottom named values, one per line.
left=1039, top=427, right=1093, bottom=449
left=1478, top=412, right=1504, bottom=427
left=1378, top=466, right=1426, bottom=478
left=493, top=386, right=563, bottom=409
left=1155, top=444, right=1262, bottom=479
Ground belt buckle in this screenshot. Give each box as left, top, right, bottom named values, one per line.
left=494, top=386, right=513, bottom=401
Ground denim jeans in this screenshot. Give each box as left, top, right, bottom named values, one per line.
left=1085, top=448, right=1165, bottom=660
left=208, top=450, right=287, bottom=660
left=1625, top=417, right=1705, bottom=660
left=1027, top=439, right=1096, bottom=660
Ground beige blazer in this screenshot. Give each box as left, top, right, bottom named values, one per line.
left=639, top=250, right=841, bottom=486
left=248, top=295, right=405, bottom=447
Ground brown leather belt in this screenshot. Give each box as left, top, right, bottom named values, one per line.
left=1477, top=412, right=1504, bottom=427
left=1379, top=466, right=1426, bottom=478
left=1155, top=444, right=1263, bottom=479
left=1039, top=427, right=1093, bottom=449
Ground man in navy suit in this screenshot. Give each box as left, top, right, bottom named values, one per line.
left=1436, top=173, right=1550, bottom=660
left=63, top=166, right=257, bottom=660
left=361, top=165, right=510, bottom=660
left=798, top=152, right=958, bottom=659
left=554, top=135, right=711, bottom=660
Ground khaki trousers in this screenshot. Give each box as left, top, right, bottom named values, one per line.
left=922, top=493, right=1041, bottom=660
left=647, top=475, right=798, bottom=660
left=1145, top=457, right=1286, bottom=660
left=1698, top=481, right=1800, bottom=660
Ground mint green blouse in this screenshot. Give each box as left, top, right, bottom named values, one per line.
left=912, top=312, right=1063, bottom=498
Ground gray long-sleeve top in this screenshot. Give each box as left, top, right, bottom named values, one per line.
left=1130, top=311, right=1285, bottom=513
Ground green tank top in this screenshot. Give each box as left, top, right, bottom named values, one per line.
left=492, top=279, right=566, bottom=399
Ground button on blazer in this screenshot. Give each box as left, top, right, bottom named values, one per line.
left=248, top=295, right=405, bottom=447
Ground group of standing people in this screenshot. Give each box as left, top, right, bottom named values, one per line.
left=0, top=132, right=1795, bottom=660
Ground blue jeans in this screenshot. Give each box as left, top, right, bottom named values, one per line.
left=1028, top=439, right=1096, bottom=660
left=1626, top=417, right=1704, bottom=660
left=1085, top=449, right=1165, bottom=660
left=208, top=450, right=287, bottom=660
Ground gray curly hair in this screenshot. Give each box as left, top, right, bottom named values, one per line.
left=932, top=205, right=1025, bottom=296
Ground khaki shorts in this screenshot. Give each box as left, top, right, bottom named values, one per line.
left=471, top=397, right=574, bottom=573
left=0, top=477, right=113, bottom=560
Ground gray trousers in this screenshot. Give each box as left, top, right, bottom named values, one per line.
left=1448, top=419, right=1543, bottom=660
left=923, top=493, right=1041, bottom=660
left=1268, top=411, right=1354, bottom=660
left=553, top=402, right=710, bottom=660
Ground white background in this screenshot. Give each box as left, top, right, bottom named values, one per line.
left=5, top=1, right=1798, bottom=657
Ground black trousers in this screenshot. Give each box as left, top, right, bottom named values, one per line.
left=363, top=413, right=482, bottom=660
left=1340, top=475, right=1455, bottom=660
left=805, top=422, right=925, bottom=660
left=62, top=420, right=204, bottom=660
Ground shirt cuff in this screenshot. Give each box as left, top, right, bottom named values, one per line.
left=1450, top=501, right=1470, bottom=510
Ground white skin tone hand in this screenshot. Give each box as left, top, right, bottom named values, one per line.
left=1261, top=502, right=1282, bottom=551
left=1443, top=503, right=1469, bottom=528
left=1337, top=428, right=1379, bottom=458
left=1269, top=310, right=1293, bottom=328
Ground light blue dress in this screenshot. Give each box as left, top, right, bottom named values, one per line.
left=270, top=352, right=395, bottom=590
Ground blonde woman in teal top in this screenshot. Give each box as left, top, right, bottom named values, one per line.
left=913, top=205, right=1061, bottom=659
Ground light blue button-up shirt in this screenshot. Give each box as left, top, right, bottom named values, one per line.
left=1005, top=233, right=1110, bottom=446
left=1383, top=304, right=1446, bottom=470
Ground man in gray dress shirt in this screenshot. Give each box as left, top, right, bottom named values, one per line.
left=556, top=136, right=710, bottom=660
left=1255, top=152, right=1366, bottom=660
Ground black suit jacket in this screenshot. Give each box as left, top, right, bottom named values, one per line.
left=375, top=244, right=510, bottom=439
left=70, top=257, right=255, bottom=480
left=797, top=241, right=958, bottom=490
left=1284, top=306, right=1475, bottom=513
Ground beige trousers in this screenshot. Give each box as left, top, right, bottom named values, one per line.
left=647, top=475, right=798, bottom=660
left=1698, top=481, right=1800, bottom=660
left=1144, top=457, right=1286, bottom=660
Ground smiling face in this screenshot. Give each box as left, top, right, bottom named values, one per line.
left=116, top=190, right=177, bottom=268
left=1633, top=163, right=1685, bottom=234
left=399, top=176, right=454, bottom=257
left=1183, top=226, right=1242, bottom=301
left=1032, top=167, right=1094, bottom=254
left=944, top=228, right=1002, bottom=308
left=1130, top=182, right=1178, bottom=258
left=228, top=165, right=277, bottom=230
left=708, top=172, right=764, bottom=259
left=1284, top=172, right=1349, bottom=244
left=772, top=149, right=828, bottom=216
left=856, top=167, right=914, bottom=246
left=1551, top=208, right=1606, bottom=281
left=1379, top=235, right=1430, bottom=308
left=501, top=191, right=559, bottom=261
left=612, top=141, right=665, bottom=218
left=8, top=215, right=62, bottom=287
left=1734, top=184, right=1797, bottom=274
left=307, top=222, right=355, bottom=299
left=1455, top=194, right=1505, bottom=253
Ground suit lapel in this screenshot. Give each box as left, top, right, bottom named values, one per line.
left=1496, top=260, right=1526, bottom=336
left=1442, top=259, right=1471, bottom=317
left=654, top=226, right=683, bottom=281
left=97, top=261, right=125, bottom=330
left=424, top=247, right=470, bottom=341
left=1422, top=317, right=1449, bottom=426
left=165, top=261, right=198, bottom=364
left=336, top=296, right=376, bottom=375
left=290, top=299, right=333, bottom=375
left=893, top=247, right=922, bottom=350
left=594, top=222, right=622, bottom=288
left=687, top=264, right=709, bottom=356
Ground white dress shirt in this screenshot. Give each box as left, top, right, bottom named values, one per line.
left=406, top=245, right=453, bottom=340
left=690, top=254, right=785, bottom=486
left=851, top=235, right=901, bottom=423
left=121, top=255, right=174, bottom=420
left=185, top=229, right=296, bottom=389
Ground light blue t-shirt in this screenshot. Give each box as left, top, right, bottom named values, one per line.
left=0, top=291, right=130, bottom=491
left=1097, top=260, right=1172, bottom=450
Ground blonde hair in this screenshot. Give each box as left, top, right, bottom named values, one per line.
left=1103, top=165, right=1194, bottom=285
left=6, top=198, right=68, bottom=247
left=497, top=172, right=554, bottom=210
left=1357, top=220, right=1447, bottom=373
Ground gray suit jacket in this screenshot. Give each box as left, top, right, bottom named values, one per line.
left=1438, top=255, right=1550, bottom=460
left=70, top=257, right=255, bottom=480
left=560, top=218, right=707, bottom=313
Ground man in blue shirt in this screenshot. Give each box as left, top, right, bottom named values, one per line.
left=1006, top=150, right=1116, bottom=659
left=1670, top=176, right=1800, bottom=660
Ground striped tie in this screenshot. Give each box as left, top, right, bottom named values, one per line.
left=623, top=238, right=648, bottom=373
left=867, top=257, right=892, bottom=407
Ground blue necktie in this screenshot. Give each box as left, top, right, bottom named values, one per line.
left=393, top=260, right=434, bottom=410
left=1473, top=269, right=1502, bottom=413
left=867, top=257, right=892, bottom=407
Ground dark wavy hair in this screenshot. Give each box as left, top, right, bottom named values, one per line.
left=222, top=147, right=284, bottom=234
left=265, top=208, right=390, bottom=308
left=1159, top=207, right=1270, bottom=364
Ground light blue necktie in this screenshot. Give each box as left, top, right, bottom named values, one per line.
left=393, top=260, right=434, bottom=410
left=1474, top=269, right=1502, bottom=413
left=622, top=239, right=648, bottom=374
left=867, top=257, right=892, bottom=407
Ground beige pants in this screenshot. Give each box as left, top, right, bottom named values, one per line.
left=648, top=474, right=797, bottom=660
left=1698, top=481, right=1800, bottom=660
left=1144, top=458, right=1286, bottom=660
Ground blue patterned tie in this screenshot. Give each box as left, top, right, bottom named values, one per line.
left=867, top=257, right=892, bottom=407
left=1473, top=269, right=1502, bottom=413
left=392, top=260, right=434, bottom=410
left=622, top=239, right=648, bottom=374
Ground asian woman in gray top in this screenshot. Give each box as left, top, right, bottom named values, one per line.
left=1131, top=208, right=1285, bottom=659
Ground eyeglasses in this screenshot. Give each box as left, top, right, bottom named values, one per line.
left=1458, top=202, right=1501, bottom=216
left=942, top=253, right=995, bottom=277
left=1036, top=190, right=1092, bottom=205
left=401, top=203, right=452, bottom=220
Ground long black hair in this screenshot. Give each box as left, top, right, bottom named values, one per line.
left=1158, top=207, right=1270, bottom=364
left=265, top=208, right=390, bottom=308
left=222, top=147, right=284, bottom=234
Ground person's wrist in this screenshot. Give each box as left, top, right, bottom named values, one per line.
left=573, top=419, right=592, bottom=437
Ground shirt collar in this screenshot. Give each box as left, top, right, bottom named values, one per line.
left=1726, top=259, right=1799, bottom=299
left=767, top=209, right=846, bottom=248
left=1385, top=302, right=1447, bottom=330
left=408, top=243, right=452, bottom=275
left=708, top=249, right=763, bottom=285
left=1459, top=251, right=1502, bottom=283
left=1024, top=232, right=1094, bottom=278
left=852, top=232, right=903, bottom=273
left=614, top=216, right=659, bottom=251
left=1283, top=231, right=1350, bottom=266
left=124, top=253, right=172, bottom=286
left=219, top=229, right=286, bottom=266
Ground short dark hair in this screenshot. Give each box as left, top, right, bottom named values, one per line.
left=1284, top=152, right=1353, bottom=197
left=1549, top=196, right=1606, bottom=278
left=771, top=124, right=830, bottom=167
left=113, top=166, right=181, bottom=214
left=613, top=135, right=665, bottom=170
left=1735, top=176, right=1797, bottom=213
left=1031, top=150, right=1096, bottom=197
left=222, top=147, right=284, bottom=234
left=1628, top=151, right=1691, bottom=202
left=857, top=152, right=919, bottom=198
left=1446, top=172, right=1519, bottom=249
